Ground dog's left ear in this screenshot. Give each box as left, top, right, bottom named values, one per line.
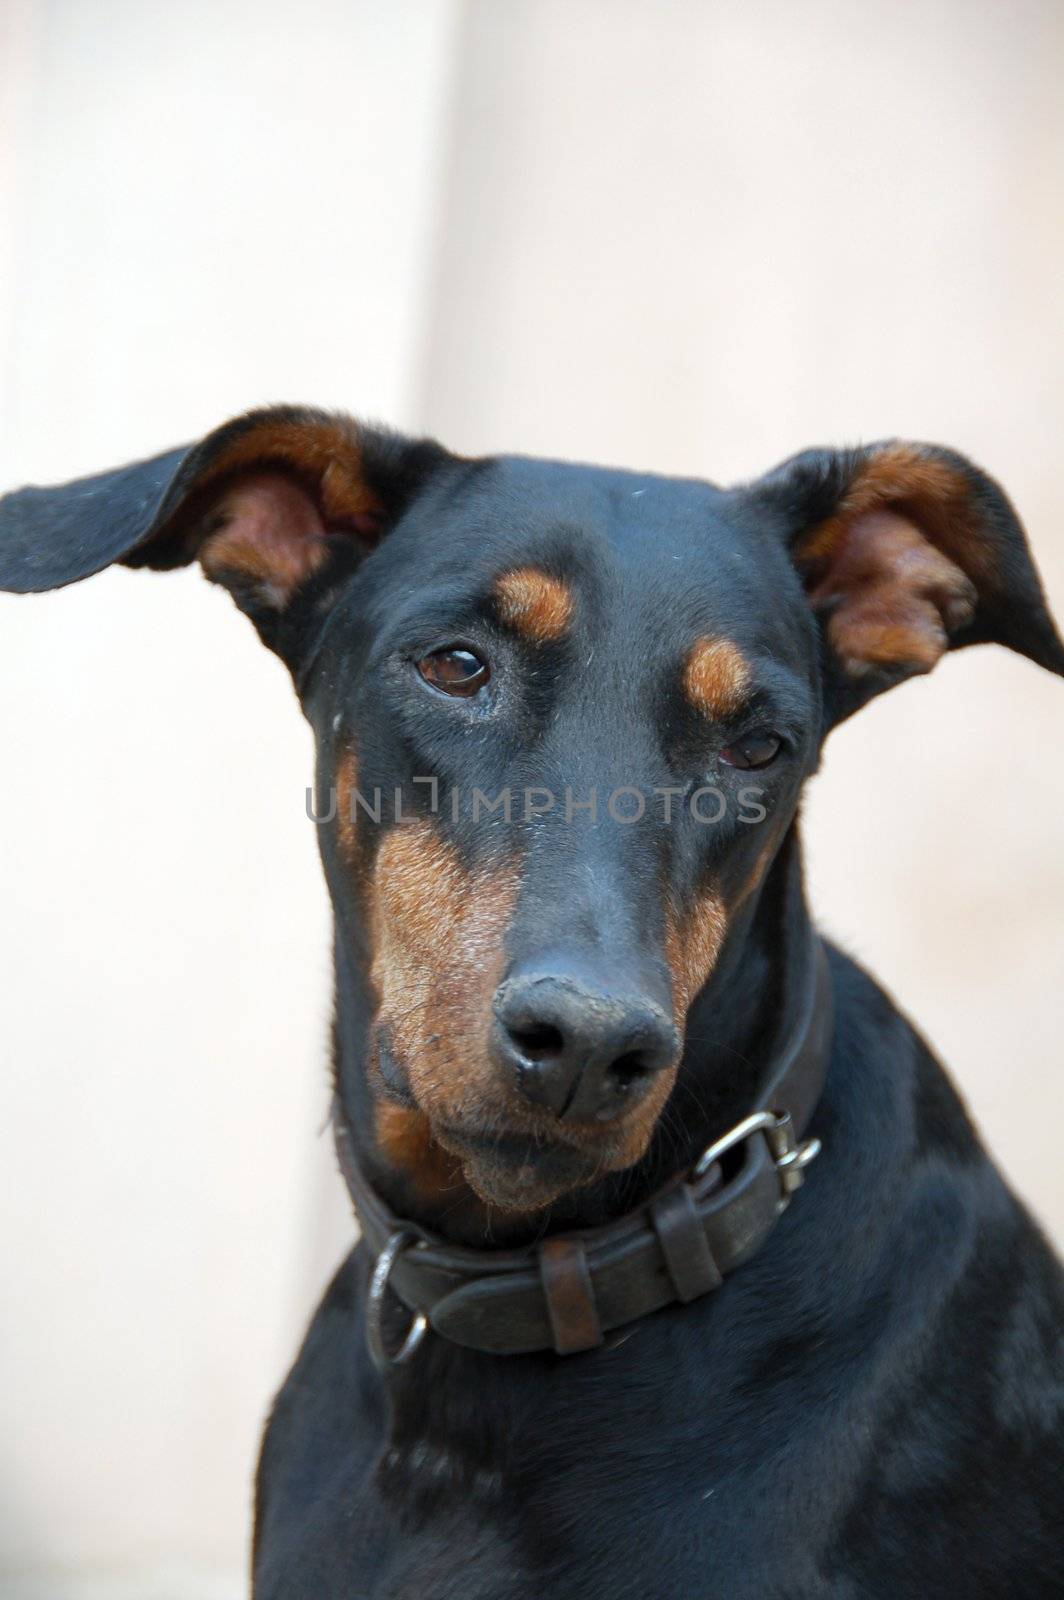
left=0, top=405, right=453, bottom=672
left=744, top=440, right=1064, bottom=724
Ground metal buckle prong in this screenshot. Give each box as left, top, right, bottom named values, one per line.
left=693, top=1108, right=821, bottom=1206
left=366, top=1229, right=429, bottom=1369
left=693, top=1110, right=777, bottom=1178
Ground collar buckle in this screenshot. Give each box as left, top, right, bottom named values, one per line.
left=693, top=1108, right=821, bottom=1208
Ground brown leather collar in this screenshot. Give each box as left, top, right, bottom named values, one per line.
left=334, top=937, right=833, bottom=1364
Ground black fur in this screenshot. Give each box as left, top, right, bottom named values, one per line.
left=2, top=410, right=1062, bottom=1597
left=255, top=950, right=1064, bottom=1599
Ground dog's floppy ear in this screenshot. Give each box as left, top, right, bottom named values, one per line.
left=744, top=440, right=1064, bottom=724
left=0, top=405, right=452, bottom=668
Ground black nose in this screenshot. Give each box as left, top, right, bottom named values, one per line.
left=492, top=965, right=679, bottom=1122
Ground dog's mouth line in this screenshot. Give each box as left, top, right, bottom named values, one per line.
left=435, top=1123, right=590, bottom=1163
left=374, top=1036, right=418, bottom=1107
left=435, top=1124, right=611, bottom=1212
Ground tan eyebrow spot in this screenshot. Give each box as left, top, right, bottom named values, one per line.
left=493, top=567, right=574, bottom=642
left=682, top=637, right=751, bottom=720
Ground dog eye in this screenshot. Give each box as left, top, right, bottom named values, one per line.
left=720, top=729, right=781, bottom=769
left=416, top=646, right=491, bottom=698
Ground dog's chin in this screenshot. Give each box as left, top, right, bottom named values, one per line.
left=436, top=1128, right=603, bottom=1213
left=461, top=1153, right=577, bottom=1212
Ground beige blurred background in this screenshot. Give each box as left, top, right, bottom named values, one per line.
left=1, top=1, right=1061, bottom=1594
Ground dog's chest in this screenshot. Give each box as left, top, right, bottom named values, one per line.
left=254, top=1457, right=850, bottom=1600
left=255, top=1448, right=539, bottom=1600
left=254, top=1374, right=843, bottom=1600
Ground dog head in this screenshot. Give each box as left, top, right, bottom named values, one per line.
left=4, top=410, right=1061, bottom=1223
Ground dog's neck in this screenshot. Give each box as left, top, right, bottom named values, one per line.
left=331, top=828, right=814, bottom=1249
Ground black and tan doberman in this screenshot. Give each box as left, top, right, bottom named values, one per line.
left=3, top=412, right=1063, bottom=1598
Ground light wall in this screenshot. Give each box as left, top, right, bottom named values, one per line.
left=0, top=2, right=461, bottom=1594
left=1, top=2, right=1061, bottom=1594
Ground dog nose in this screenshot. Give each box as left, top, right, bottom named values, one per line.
left=492, top=966, right=679, bottom=1122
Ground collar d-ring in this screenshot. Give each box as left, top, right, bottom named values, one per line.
left=366, top=1229, right=428, bottom=1369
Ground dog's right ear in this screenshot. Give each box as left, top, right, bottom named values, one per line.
left=0, top=405, right=453, bottom=669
